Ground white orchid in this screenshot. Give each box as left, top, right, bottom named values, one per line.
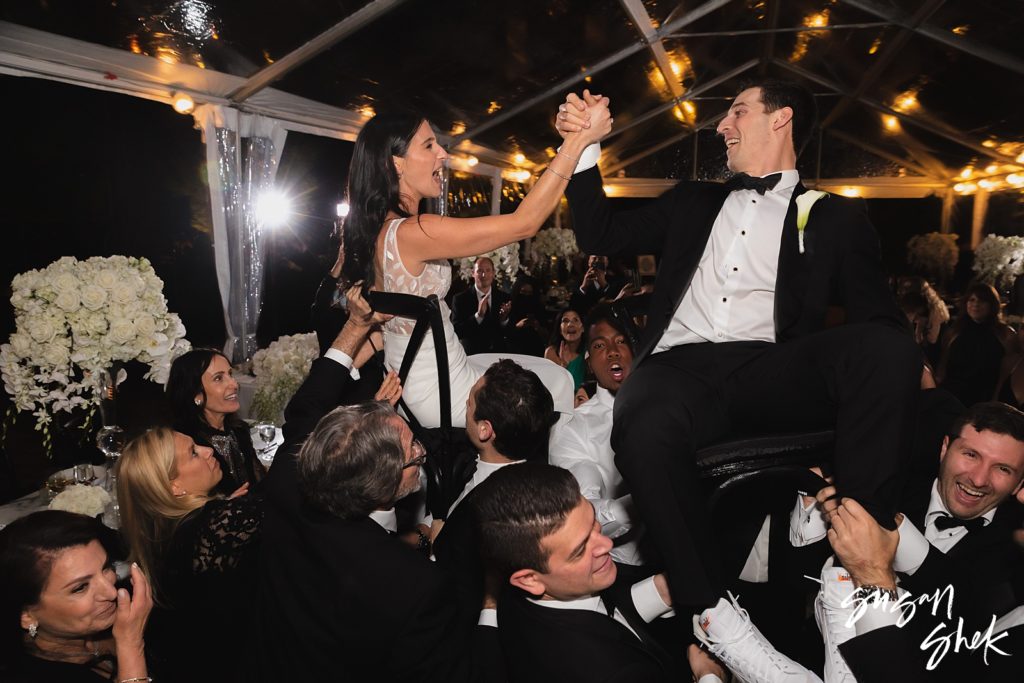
left=972, top=235, right=1024, bottom=289
left=794, top=190, right=829, bottom=254
left=530, top=228, right=579, bottom=261
left=1, top=256, right=191, bottom=449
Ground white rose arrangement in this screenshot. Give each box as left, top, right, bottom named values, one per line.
left=972, top=235, right=1024, bottom=289
left=906, top=232, right=960, bottom=283
left=456, top=244, right=521, bottom=288
left=530, top=228, right=579, bottom=261
left=1, top=256, right=191, bottom=451
left=49, top=484, right=111, bottom=518
left=250, top=332, right=319, bottom=423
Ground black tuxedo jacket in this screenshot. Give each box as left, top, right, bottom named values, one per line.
left=899, top=499, right=1024, bottom=629
left=452, top=286, right=510, bottom=355
left=498, top=585, right=676, bottom=683
left=257, top=358, right=497, bottom=682
left=565, top=166, right=905, bottom=363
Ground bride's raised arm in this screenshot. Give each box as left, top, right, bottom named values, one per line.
left=399, top=97, right=612, bottom=263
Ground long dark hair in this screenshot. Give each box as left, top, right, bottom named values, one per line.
left=166, top=348, right=243, bottom=434
left=952, top=281, right=1003, bottom=332
left=0, top=511, right=111, bottom=663
left=549, top=307, right=584, bottom=349
left=341, top=111, right=425, bottom=288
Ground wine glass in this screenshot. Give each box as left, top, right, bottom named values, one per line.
left=254, top=423, right=278, bottom=466
left=96, top=425, right=126, bottom=492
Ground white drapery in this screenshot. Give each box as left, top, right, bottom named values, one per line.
left=193, top=105, right=288, bottom=363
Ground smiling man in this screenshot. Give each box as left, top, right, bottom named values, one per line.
left=551, top=304, right=645, bottom=566
left=555, top=79, right=920, bottom=617
left=474, top=463, right=688, bottom=683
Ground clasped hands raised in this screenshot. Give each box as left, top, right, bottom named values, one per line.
left=555, top=89, right=614, bottom=144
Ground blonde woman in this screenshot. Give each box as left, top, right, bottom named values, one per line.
left=117, top=428, right=259, bottom=683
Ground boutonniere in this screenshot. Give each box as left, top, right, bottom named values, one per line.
left=794, top=190, right=829, bottom=254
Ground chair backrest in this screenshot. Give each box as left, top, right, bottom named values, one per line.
left=367, top=291, right=452, bottom=431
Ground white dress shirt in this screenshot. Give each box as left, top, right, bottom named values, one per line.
left=448, top=456, right=523, bottom=517
left=550, top=386, right=643, bottom=565
left=572, top=143, right=798, bottom=351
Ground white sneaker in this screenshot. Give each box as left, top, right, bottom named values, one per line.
left=693, top=592, right=822, bottom=683
left=814, top=566, right=857, bottom=683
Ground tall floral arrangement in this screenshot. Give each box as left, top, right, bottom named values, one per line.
left=1, top=256, right=190, bottom=448
left=250, top=332, right=319, bottom=423
left=530, top=227, right=579, bottom=261
left=972, top=234, right=1024, bottom=289
left=456, top=243, right=521, bottom=288
left=906, top=232, right=959, bottom=283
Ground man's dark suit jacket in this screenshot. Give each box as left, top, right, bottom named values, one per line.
left=451, top=286, right=510, bottom=355
left=565, top=166, right=906, bottom=362
left=498, top=585, right=676, bottom=682
left=256, top=357, right=496, bottom=682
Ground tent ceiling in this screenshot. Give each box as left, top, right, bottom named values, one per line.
left=2, top=0, right=1023, bottom=196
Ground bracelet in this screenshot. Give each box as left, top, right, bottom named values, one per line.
left=414, top=528, right=431, bottom=553
left=119, top=678, right=153, bottom=683
left=547, top=166, right=572, bottom=181
left=556, top=150, right=579, bottom=163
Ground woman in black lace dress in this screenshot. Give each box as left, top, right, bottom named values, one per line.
left=167, top=349, right=264, bottom=497
left=117, top=428, right=260, bottom=683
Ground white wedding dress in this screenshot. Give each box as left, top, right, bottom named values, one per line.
left=380, top=218, right=574, bottom=428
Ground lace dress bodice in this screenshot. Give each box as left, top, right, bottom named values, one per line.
left=380, top=218, right=453, bottom=335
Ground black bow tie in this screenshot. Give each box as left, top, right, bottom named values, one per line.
left=933, top=514, right=986, bottom=532
left=725, top=172, right=782, bottom=195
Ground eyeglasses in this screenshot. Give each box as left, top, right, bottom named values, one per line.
left=403, top=439, right=427, bottom=469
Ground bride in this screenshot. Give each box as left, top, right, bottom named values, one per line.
left=341, top=97, right=612, bottom=428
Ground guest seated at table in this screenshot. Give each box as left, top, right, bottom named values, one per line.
left=544, top=308, right=586, bottom=390
left=167, top=349, right=264, bottom=496
left=117, top=428, right=259, bottom=683
left=937, top=282, right=1016, bottom=407
left=0, top=510, right=151, bottom=683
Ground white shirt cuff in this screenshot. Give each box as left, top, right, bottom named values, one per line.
left=324, top=348, right=360, bottom=380
left=477, top=608, right=498, bottom=628
left=789, top=495, right=828, bottom=547
left=631, top=576, right=673, bottom=623
left=697, top=676, right=725, bottom=683
left=892, top=515, right=929, bottom=575
left=575, top=143, right=601, bottom=173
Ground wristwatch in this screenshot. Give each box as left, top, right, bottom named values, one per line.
left=852, top=584, right=899, bottom=604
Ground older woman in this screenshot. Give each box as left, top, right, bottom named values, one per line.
left=167, top=349, right=263, bottom=497
left=0, top=510, right=151, bottom=682
left=117, top=428, right=260, bottom=683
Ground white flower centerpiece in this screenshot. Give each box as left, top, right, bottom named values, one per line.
left=456, top=244, right=521, bottom=288
left=49, top=483, right=111, bottom=518
left=0, top=256, right=191, bottom=452
left=972, top=234, right=1024, bottom=290
left=250, top=332, right=319, bottom=424
left=530, top=227, right=579, bottom=262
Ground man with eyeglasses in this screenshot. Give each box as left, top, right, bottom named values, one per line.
left=255, top=289, right=499, bottom=682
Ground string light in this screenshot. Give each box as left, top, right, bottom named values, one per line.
left=171, top=92, right=194, bottom=115
left=882, top=115, right=900, bottom=132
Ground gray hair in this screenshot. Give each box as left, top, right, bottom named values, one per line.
left=295, top=401, right=405, bottom=520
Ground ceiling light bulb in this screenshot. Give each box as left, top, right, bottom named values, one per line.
left=171, top=92, right=195, bottom=115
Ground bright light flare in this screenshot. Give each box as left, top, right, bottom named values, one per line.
left=882, top=115, right=901, bottom=132
left=841, top=187, right=861, bottom=197
left=256, top=190, right=292, bottom=228
left=336, top=201, right=350, bottom=218
left=171, top=92, right=195, bottom=115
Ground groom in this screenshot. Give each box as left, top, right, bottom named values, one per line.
left=555, top=79, right=921, bottom=614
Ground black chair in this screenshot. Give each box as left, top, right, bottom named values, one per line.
left=367, top=291, right=476, bottom=520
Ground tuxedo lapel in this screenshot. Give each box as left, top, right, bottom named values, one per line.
left=774, top=183, right=812, bottom=341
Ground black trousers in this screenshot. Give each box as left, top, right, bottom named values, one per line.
left=612, top=323, right=921, bottom=611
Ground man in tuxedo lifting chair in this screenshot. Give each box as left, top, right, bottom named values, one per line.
left=555, top=79, right=921, bottom=617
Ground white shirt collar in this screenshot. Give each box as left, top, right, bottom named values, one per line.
left=528, top=593, right=605, bottom=613
left=925, top=479, right=996, bottom=528
left=369, top=507, right=398, bottom=533
left=474, top=284, right=491, bottom=299
left=766, top=169, right=800, bottom=194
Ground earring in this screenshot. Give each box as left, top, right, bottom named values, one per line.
left=28, top=623, right=37, bottom=638
left=194, top=398, right=202, bottom=406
